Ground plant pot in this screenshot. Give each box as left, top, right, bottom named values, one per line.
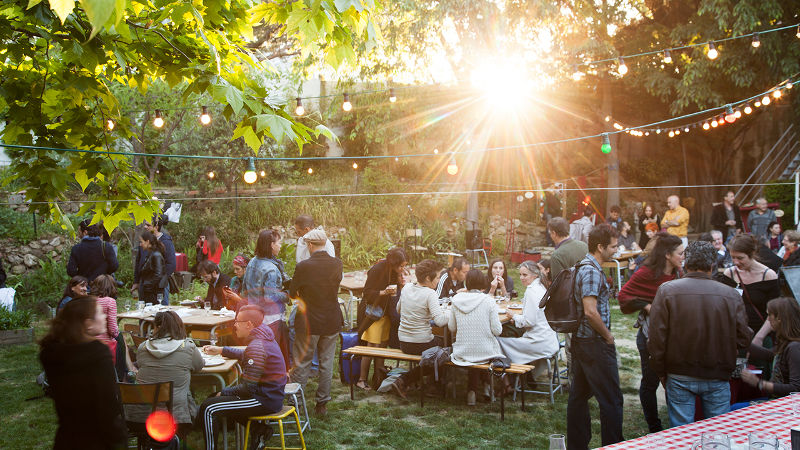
left=0, top=327, right=34, bottom=346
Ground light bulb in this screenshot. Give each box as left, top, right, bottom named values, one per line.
left=295, top=98, right=305, bottom=116
left=604, top=116, right=611, bottom=122
left=600, top=133, right=612, bottom=154
left=243, top=157, right=257, bottom=184
left=734, top=110, right=742, bottom=119
left=663, top=50, right=672, bottom=64
left=717, top=117, right=725, bottom=125
left=752, top=33, right=760, bottom=48
left=524, top=191, right=534, bottom=199
left=446, top=157, right=458, bottom=175
left=711, top=120, right=718, bottom=128
left=388, top=88, right=396, bottom=103
left=200, top=106, right=211, bottom=125
left=762, top=95, right=771, bottom=105
left=773, top=89, right=782, bottom=99
left=342, top=93, right=352, bottom=112
left=787, top=82, right=793, bottom=89
left=613, top=123, right=623, bottom=130
left=207, top=171, right=215, bottom=179
left=571, top=65, right=583, bottom=81
left=307, top=168, right=313, bottom=174
left=796, top=25, right=800, bottom=39
left=668, top=130, right=675, bottom=137
left=724, top=105, right=736, bottom=123
left=433, top=148, right=439, bottom=154
left=744, top=105, right=753, bottom=114
left=106, top=119, right=115, bottom=130
left=707, top=41, right=718, bottom=60
left=656, top=129, right=661, bottom=134
left=675, top=130, right=680, bottom=135
left=394, top=157, right=399, bottom=162
left=153, top=110, right=164, bottom=128
left=516, top=195, right=524, bottom=202
left=684, top=127, right=690, bottom=132
left=755, top=101, right=762, bottom=107
left=703, top=122, right=710, bottom=130
left=617, top=57, right=628, bottom=76
left=352, top=162, right=358, bottom=170
left=259, top=170, right=266, bottom=177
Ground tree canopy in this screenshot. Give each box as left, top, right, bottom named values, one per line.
left=0, top=0, right=379, bottom=233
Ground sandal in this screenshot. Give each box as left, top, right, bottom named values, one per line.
left=355, top=380, right=371, bottom=390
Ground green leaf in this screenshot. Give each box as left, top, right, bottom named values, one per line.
left=49, top=0, right=76, bottom=23
left=212, top=83, right=243, bottom=115
left=101, top=210, right=126, bottom=233
left=73, top=169, right=90, bottom=191
left=242, top=126, right=261, bottom=152
left=254, top=113, right=295, bottom=142
left=314, top=124, right=338, bottom=141
left=27, top=0, right=43, bottom=9
left=80, top=0, right=115, bottom=37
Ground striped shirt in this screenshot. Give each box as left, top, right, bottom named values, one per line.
left=436, top=270, right=464, bottom=299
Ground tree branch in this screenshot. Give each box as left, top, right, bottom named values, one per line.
left=125, top=20, right=192, bottom=62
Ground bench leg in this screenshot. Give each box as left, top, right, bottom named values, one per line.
left=521, top=373, right=526, bottom=412
left=349, top=356, right=355, bottom=401
left=499, top=372, right=505, bottom=421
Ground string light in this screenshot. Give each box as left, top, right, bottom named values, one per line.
left=734, top=109, right=742, bottom=119
left=752, top=33, right=761, bottom=48
left=243, top=157, right=257, bottom=184
left=200, top=106, right=211, bottom=125
left=762, top=95, right=771, bottom=105
left=153, top=110, right=164, bottom=128
left=295, top=98, right=305, bottom=116
left=617, top=57, right=628, bottom=76
left=394, top=157, right=399, bottom=162
left=703, top=122, right=711, bottom=130
left=604, top=116, right=611, bottom=122
left=259, top=170, right=266, bottom=177
left=744, top=105, right=753, bottom=114
left=601, top=133, right=612, bottom=154
left=207, top=171, right=214, bottom=179
left=773, top=89, right=782, bottom=99
left=352, top=162, right=358, bottom=170
left=613, top=123, right=623, bottom=130
left=707, top=41, right=719, bottom=60
left=787, top=82, right=793, bottom=89
left=106, top=119, right=115, bottom=131
left=342, top=93, right=352, bottom=112
left=717, top=117, right=725, bottom=125
left=711, top=120, right=719, bottom=128
left=388, top=88, right=397, bottom=103
left=724, top=105, right=736, bottom=123
left=675, top=129, right=680, bottom=135
left=446, top=157, right=459, bottom=175
left=524, top=191, right=534, bottom=199
left=668, top=130, right=675, bottom=137
left=684, top=127, right=690, bottom=133
left=663, top=50, right=673, bottom=64
left=755, top=100, right=762, bottom=107
left=307, top=168, right=313, bottom=174
left=433, top=148, right=439, bottom=154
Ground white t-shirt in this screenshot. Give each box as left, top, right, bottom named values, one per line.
left=295, top=237, right=336, bottom=263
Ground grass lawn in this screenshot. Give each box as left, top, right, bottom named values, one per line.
left=0, top=269, right=664, bottom=449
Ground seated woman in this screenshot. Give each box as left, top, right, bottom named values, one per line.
left=39, top=296, right=127, bottom=449
left=768, top=221, right=783, bottom=253
left=741, top=297, right=800, bottom=397
left=129, top=311, right=203, bottom=440
left=390, top=259, right=451, bottom=398
left=448, top=269, right=504, bottom=406
left=57, top=276, right=88, bottom=313
left=229, top=254, right=249, bottom=294
left=484, top=259, right=515, bottom=298
left=497, top=261, right=558, bottom=377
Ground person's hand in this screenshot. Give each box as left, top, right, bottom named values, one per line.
left=643, top=304, right=651, bottom=313
left=741, top=369, right=759, bottom=387
left=130, top=283, right=138, bottom=293
left=490, top=276, right=500, bottom=288
left=726, top=219, right=736, bottom=226
left=203, top=345, right=222, bottom=355
left=604, top=334, right=615, bottom=345
left=752, top=335, right=764, bottom=347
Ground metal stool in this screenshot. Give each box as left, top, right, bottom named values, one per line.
left=243, top=406, right=306, bottom=450
left=283, top=383, right=310, bottom=434
left=512, top=351, right=563, bottom=404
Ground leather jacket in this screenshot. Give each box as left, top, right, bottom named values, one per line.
left=648, top=271, right=752, bottom=381
left=139, top=251, right=165, bottom=302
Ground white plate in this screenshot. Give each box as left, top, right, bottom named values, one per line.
left=497, top=308, right=507, bottom=314
left=203, top=356, right=225, bottom=367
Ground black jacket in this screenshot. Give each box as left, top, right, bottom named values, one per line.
left=357, top=259, right=400, bottom=335
left=204, top=272, right=232, bottom=310
left=785, top=249, right=800, bottom=267
left=710, top=203, right=743, bottom=242
left=66, top=237, right=119, bottom=281
left=134, top=232, right=176, bottom=283
left=289, top=251, right=344, bottom=336
left=40, top=339, right=126, bottom=449
left=648, top=272, right=752, bottom=381
left=139, top=251, right=165, bottom=304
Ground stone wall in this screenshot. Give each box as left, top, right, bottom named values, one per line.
left=1, top=236, right=69, bottom=276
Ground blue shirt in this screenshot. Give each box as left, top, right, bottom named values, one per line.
left=575, top=254, right=611, bottom=338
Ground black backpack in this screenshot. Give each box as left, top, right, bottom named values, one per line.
left=538, top=261, right=591, bottom=333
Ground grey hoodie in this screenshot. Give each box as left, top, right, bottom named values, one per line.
left=128, top=338, right=204, bottom=424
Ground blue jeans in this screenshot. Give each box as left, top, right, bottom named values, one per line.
left=666, top=375, right=730, bottom=427
left=162, top=286, right=170, bottom=305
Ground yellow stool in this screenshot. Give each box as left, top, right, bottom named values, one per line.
left=244, top=405, right=306, bottom=450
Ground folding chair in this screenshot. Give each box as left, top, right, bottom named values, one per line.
left=512, top=351, right=563, bottom=404
left=118, top=381, right=175, bottom=449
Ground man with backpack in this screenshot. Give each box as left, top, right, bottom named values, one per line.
left=567, top=224, right=624, bottom=449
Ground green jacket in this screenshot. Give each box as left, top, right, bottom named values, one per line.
left=551, top=239, right=589, bottom=279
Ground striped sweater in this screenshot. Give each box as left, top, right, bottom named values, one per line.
left=221, top=324, right=287, bottom=412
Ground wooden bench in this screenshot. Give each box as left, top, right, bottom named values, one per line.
left=342, top=346, right=534, bottom=420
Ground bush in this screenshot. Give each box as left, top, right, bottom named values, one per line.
left=0, top=306, right=33, bottom=330
left=7, top=256, right=67, bottom=313
left=764, top=180, right=796, bottom=229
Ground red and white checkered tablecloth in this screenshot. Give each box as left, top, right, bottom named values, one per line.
left=601, top=395, right=797, bottom=449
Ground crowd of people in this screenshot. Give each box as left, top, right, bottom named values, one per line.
left=37, top=191, right=800, bottom=449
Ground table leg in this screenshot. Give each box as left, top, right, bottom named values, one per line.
left=521, top=373, right=526, bottom=412
left=499, top=372, right=505, bottom=421
left=349, top=355, right=355, bottom=401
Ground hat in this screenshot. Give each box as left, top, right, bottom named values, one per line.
left=303, top=229, right=328, bottom=246
left=645, top=222, right=659, bottom=233
left=233, top=255, right=249, bottom=267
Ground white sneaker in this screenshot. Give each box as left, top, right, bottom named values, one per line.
left=467, top=390, right=476, bottom=406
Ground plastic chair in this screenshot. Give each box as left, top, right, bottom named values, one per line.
left=283, top=383, right=310, bottom=434
left=117, top=381, right=175, bottom=449
left=243, top=406, right=306, bottom=450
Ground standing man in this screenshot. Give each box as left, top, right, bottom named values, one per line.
left=663, top=195, right=690, bottom=247
left=567, top=224, right=623, bottom=449
left=550, top=217, right=590, bottom=278
left=289, top=230, right=343, bottom=416
left=710, top=191, right=743, bottom=244
left=294, top=214, right=335, bottom=263
left=648, top=241, right=752, bottom=427
left=197, top=260, right=231, bottom=310
left=133, top=215, right=176, bottom=305
left=436, top=257, right=470, bottom=298
left=66, top=220, right=119, bottom=282
left=569, top=209, right=594, bottom=244
left=747, top=197, right=777, bottom=240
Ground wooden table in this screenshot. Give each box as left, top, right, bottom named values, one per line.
left=118, top=305, right=235, bottom=336
left=601, top=250, right=643, bottom=294
left=435, top=299, right=522, bottom=345
left=197, top=358, right=241, bottom=390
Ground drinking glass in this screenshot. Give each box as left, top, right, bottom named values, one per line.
left=748, top=432, right=779, bottom=449
left=691, top=432, right=730, bottom=449
left=548, top=434, right=566, bottom=450
left=204, top=301, right=211, bottom=315
left=210, top=332, right=218, bottom=346
left=124, top=299, right=131, bottom=312
left=137, top=301, right=145, bottom=312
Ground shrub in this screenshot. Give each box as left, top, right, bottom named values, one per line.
left=0, top=306, right=33, bottom=330
left=7, top=256, right=67, bottom=313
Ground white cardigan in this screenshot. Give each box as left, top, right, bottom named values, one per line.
left=448, top=290, right=504, bottom=366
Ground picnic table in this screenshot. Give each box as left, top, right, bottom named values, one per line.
left=196, top=345, right=245, bottom=390
left=118, top=305, right=235, bottom=336
left=602, top=250, right=642, bottom=293
left=601, top=394, right=797, bottom=449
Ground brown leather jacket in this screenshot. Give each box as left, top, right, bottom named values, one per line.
left=648, top=272, right=752, bottom=381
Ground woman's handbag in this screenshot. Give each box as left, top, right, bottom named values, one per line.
left=364, top=303, right=384, bottom=320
